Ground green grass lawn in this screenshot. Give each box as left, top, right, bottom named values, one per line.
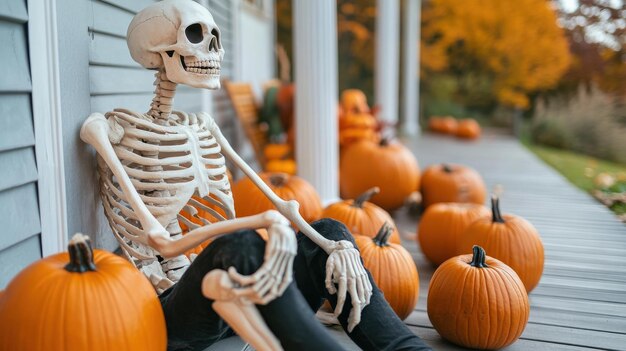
left=525, top=143, right=626, bottom=216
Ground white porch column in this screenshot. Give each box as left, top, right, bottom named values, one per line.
left=401, top=0, right=421, bottom=136
left=293, top=0, right=339, bottom=203
left=375, top=0, right=400, bottom=125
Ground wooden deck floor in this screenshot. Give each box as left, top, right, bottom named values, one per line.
left=391, top=132, right=626, bottom=350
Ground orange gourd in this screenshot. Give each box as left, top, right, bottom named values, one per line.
left=354, top=224, right=419, bottom=320
left=232, top=172, right=323, bottom=224
left=341, top=89, right=370, bottom=114
left=428, top=116, right=443, bottom=132
left=264, top=143, right=291, bottom=160
left=0, top=234, right=166, bottom=351
left=417, top=203, right=490, bottom=265
left=265, top=159, right=297, bottom=175
left=340, top=139, right=420, bottom=211
left=420, top=163, right=486, bottom=207
left=458, top=196, right=545, bottom=292
left=322, top=187, right=401, bottom=244
left=439, top=116, right=458, bottom=134
left=456, top=119, right=481, bottom=140
left=428, top=246, right=529, bottom=349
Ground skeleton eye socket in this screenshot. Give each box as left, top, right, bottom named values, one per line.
left=185, top=23, right=204, bottom=44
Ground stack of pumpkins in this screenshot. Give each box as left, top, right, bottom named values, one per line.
left=418, top=163, right=544, bottom=349
left=429, top=115, right=481, bottom=140
left=338, top=90, right=380, bottom=147
left=263, top=143, right=296, bottom=175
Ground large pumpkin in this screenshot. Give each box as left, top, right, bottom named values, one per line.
left=456, top=119, right=481, bottom=140
left=354, top=224, right=419, bottom=320
left=322, top=187, right=401, bottom=244
left=458, top=196, right=545, bottom=292
left=340, top=139, right=420, bottom=211
left=417, top=203, right=489, bottom=265
left=428, top=246, right=529, bottom=349
left=0, top=234, right=166, bottom=351
left=420, top=163, right=486, bottom=208
left=232, top=172, right=323, bottom=224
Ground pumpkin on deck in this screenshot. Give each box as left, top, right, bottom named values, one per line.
left=322, top=187, right=401, bottom=244
left=232, top=172, right=323, bottom=224
left=0, top=234, right=167, bottom=351
left=340, top=138, right=420, bottom=211
left=456, top=119, right=481, bottom=140
left=418, top=203, right=490, bottom=265
left=354, top=224, right=419, bottom=320
left=458, top=196, right=545, bottom=292
left=428, top=246, right=529, bottom=349
left=420, top=163, right=486, bottom=208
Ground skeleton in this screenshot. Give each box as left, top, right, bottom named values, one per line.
left=80, top=1, right=372, bottom=349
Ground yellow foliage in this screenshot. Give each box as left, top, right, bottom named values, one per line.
left=422, top=0, right=572, bottom=108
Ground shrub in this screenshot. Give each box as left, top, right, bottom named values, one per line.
left=531, top=85, right=626, bottom=163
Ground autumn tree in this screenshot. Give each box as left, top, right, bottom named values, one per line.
left=421, top=0, right=572, bottom=110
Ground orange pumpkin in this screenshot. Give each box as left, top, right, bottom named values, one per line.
left=428, top=116, right=443, bottom=132
left=439, top=116, right=458, bottom=134
left=456, top=119, right=481, bottom=140
left=458, top=196, right=545, bottom=292
left=265, top=159, right=297, bottom=175
left=355, top=224, right=419, bottom=320
left=341, top=89, right=370, bottom=114
left=264, top=143, right=291, bottom=160
left=417, top=203, right=490, bottom=265
left=420, top=163, right=486, bottom=208
left=0, top=234, right=166, bottom=351
left=428, top=246, right=529, bottom=349
left=232, top=172, right=323, bottom=224
left=322, top=187, right=401, bottom=244
left=340, top=139, right=420, bottom=211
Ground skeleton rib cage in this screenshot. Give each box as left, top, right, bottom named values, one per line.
left=97, top=108, right=236, bottom=289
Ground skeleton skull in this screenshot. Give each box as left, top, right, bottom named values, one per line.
left=127, top=0, right=224, bottom=89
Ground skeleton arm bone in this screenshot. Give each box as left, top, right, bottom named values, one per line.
left=209, top=118, right=373, bottom=330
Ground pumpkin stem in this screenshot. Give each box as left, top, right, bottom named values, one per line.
left=353, top=187, right=380, bottom=208
left=442, top=164, right=453, bottom=173
left=379, top=137, right=390, bottom=147
left=373, top=222, right=394, bottom=247
left=269, top=173, right=289, bottom=187
left=470, top=245, right=489, bottom=268
left=491, top=195, right=505, bottom=223
left=65, top=233, right=97, bottom=273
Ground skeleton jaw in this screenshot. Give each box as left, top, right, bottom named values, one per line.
left=161, top=51, right=221, bottom=90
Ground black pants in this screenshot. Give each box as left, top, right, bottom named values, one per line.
left=159, top=218, right=432, bottom=351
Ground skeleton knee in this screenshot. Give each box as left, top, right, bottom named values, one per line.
left=308, top=218, right=354, bottom=243
left=205, top=230, right=266, bottom=275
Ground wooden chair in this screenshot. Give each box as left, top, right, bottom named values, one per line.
left=224, top=81, right=268, bottom=167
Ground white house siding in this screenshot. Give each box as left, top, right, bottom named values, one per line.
left=0, top=0, right=43, bottom=288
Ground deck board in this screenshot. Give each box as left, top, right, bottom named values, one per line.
left=394, top=132, right=626, bottom=350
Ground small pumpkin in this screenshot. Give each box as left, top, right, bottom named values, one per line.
left=439, top=116, right=458, bottom=134
left=355, top=224, right=419, bottom=320
left=340, top=138, right=420, bottom=211
left=232, top=172, right=323, bottom=224
left=341, top=89, right=370, bottom=114
left=265, top=159, right=297, bottom=175
left=417, top=203, right=490, bottom=265
left=264, top=143, right=292, bottom=161
left=322, top=187, right=401, bottom=244
left=428, top=116, right=443, bottom=133
left=428, top=246, right=529, bottom=349
left=420, top=163, right=486, bottom=208
left=0, top=234, right=167, bottom=351
left=456, top=119, right=481, bottom=140
left=458, top=196, right=545, bottom=292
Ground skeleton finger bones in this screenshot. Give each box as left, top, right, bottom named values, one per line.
left=325, top=241, right=373, bottom=332
left=228, top=212, right=297, bottom=305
